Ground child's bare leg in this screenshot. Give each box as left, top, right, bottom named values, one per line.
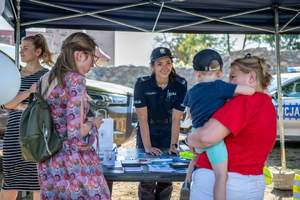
left=212, top=160, right=228, bottom=200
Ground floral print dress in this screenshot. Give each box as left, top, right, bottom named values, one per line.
left=38, top=72, right=110, bottom=200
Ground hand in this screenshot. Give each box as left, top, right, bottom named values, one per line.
left=15, top=103, right=27, bottom=111
left=186, top=160, right=195, bottom=183
left=87, top=116, right=103, bottom=129
left=28, top=83, right=37, bottom=94
left=168, top=145, right=178, bottom=155
left=187, top=134, right=199, bottom=148
left=78, top=144, right=92, bottom=151
left=144, top=146, right=162, bottom=156
left=93, top=116, right=103, bottom=129
left=185, top=171, right=192, bottom=183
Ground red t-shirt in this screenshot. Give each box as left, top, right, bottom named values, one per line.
left=195, top=92, right=276, bottom=175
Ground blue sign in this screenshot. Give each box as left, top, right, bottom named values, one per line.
left=275, top=103, right=300, bottom=120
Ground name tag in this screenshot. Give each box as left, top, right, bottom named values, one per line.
left=134, top=100, right=142, bottom=104
left=145, top=92, right=157, bottom=95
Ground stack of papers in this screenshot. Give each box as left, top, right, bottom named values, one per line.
left=124, top=166, right=144, bottom=172
left=148, top=164, right=175, bottom=173
left=151, top=158, right=173, bottom=163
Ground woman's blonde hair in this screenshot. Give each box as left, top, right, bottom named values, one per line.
left=22, top=34, right=53, bottom=66
left=48, top=32, right=97, bottom=87
left=231, top=54, right=272, bottom=90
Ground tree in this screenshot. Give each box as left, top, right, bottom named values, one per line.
left=154, top=33, right=235, bottom=66
left=244, top=34, right=300, bottom=50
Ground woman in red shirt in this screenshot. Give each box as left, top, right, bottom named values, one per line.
left=188, top=54, right=276, bottom=200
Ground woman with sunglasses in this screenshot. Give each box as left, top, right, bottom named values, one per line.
left=188, top=54, right=276, bottom=200
left=37, top=32, right=110, bottom=199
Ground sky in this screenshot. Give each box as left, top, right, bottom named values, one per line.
left=115, top=31, right=160, bottom=66
left=0, top=16, right=12, bottom=30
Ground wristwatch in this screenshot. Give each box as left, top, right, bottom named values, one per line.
left=171, top=143, right=178, bottom=148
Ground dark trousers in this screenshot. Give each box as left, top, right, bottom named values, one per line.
left=138, top=181, right=173, bottom=200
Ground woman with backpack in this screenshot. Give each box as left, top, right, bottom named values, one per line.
left=37, top=32, right=110, bottom=199
left=0, top=34, right=52, bottom=200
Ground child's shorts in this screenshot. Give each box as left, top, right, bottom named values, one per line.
left=191, top=128, right=228, bottom=165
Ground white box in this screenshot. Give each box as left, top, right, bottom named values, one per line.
left=93, top=118, right=114, bottom=156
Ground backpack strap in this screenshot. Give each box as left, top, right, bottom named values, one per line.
left=38, top=72, right=58, bottom=100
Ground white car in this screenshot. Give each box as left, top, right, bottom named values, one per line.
left=269, top=73, right=300, bottom=141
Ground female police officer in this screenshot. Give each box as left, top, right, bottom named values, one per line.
left=134, top=47, right=187, bottom=200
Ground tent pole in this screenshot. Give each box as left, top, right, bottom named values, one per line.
left=15, top=0, right=21, bottom=70
left=152, top=2, right=164, bottom=32
left=23, top=0, right=149, bottom=32
left=156, top=4, right=273, bottom=33
left=274, top=6, right=286, bottom=171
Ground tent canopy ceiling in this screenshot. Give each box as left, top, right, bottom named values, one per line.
left=2, top=0, right=300, bottom=34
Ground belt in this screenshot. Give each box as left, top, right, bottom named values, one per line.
left=149, top=118, right=171, bottom=124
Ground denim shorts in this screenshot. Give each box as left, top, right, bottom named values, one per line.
left=190, top=168, right=265, bottom=200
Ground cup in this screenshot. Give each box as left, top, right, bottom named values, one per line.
left=103, top=149, right=115, bottom=167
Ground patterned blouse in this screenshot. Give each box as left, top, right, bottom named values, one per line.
left=38, top=71, right=110, bottom=200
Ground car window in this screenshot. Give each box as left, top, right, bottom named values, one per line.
left=268, top=77, right=289, bottom=92
left=282, top=79, right=300, bottom=97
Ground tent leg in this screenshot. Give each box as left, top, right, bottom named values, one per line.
left=271, top=5, right=296, bottom=191
left=274, top=6, right=286, bottom=171
left=15, top=0, right=21, bottom=70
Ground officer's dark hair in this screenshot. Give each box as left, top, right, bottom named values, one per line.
left=150, top=60, right=177, bottom=81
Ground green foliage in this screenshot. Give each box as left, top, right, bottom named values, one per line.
left=154, top=33, right=234, bottom=67
left=245, top=34, right=300, bottom=50
left=155, top=33, right=300, bottom=66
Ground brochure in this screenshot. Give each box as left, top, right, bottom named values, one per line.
left=148, top=163, right=175, bottom=173
left=124, top=166, right=144, bottom=172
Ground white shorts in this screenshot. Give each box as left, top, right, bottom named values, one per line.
left=190, top=168, right=265, bottom=200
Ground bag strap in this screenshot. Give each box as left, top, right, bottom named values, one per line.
left=38, top=72, right=58, bottom=100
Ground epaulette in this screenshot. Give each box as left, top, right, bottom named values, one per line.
left=137, top=75, right=152, bottom=83
left=175, top=75, right=187, bottom=86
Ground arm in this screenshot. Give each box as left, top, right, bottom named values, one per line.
left=66, top=74, right=94, bottom=150
left=169, top=108, right=184, bottom=154
left=186, top=107, right=191, bottom=120
left=187, top=118, right=230, bottom=148
left=186, top=159, right=196, bottom=183
left=169, top=77, right=187, bottom=154
left=234, top=85, right=255, bottom=96
left=136, top=107, right=151, bottom=150
left=4, top=83, right=37, bottom=110
left=136, top=107, right=162, bottom=155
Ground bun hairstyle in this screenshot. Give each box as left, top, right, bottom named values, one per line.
left=22, top=34, right=53, bottom=66
left=48, top=32, right=97, bottom=87
left=231, top=54, right=272, bottom=90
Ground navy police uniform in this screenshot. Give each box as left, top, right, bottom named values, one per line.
left=134, top=74, right=187, bottom=149
left=134, top=73, right=187, bottom=200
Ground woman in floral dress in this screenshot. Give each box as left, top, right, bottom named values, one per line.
left=38, top=32, right=110, bottom=200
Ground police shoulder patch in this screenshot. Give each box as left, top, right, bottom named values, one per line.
left=175, top=75, right=187, bottom=86
left=138, top=75, right=151, bottom=83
